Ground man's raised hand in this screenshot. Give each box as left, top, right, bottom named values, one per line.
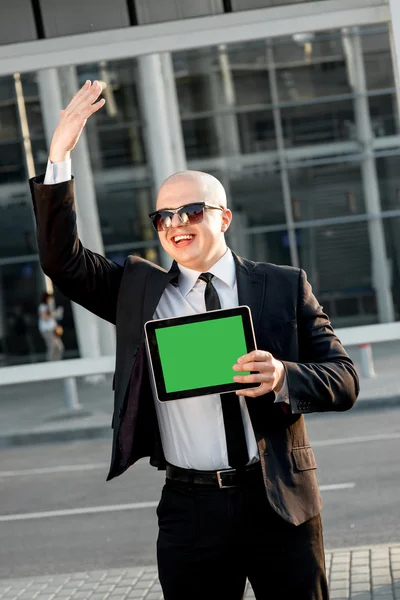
left=49, top=80, right=105, bottom=163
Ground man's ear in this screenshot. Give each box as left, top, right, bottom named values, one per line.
left=221, top=208, right=232, bottom=232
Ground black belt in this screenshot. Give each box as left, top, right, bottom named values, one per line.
left=166, top=462, right=262, bottom=489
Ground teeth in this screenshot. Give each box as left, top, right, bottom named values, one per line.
left=174, top=235, right=193, bottom=242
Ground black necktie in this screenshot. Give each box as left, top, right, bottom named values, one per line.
left=199, top=273, right=249, bottom=469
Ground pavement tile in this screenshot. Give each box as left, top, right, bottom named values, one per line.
left=92, top=586, right=114, bottom=593
left=372, top=578, right=393, bottom=586
left=351, top=575, right=370, bottom=583
left=330, top=591, right=349, bottom=599
left=351, top=583, right=371, bottom=592
left=133, top=582, right=152, bottom=590
left=351, top=567, right=370, bottom=575
left=1, top=546, right=400, bottom=600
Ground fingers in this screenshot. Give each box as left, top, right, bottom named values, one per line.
left=232, top=349, right=277, bottom=396
left=66, top=80, right=92, bottom=112
left=89, top=98, right=106, bottom=115
left=233, top=351, right=273, bottom=375
left=65, top=80, right=104, bottom=117
left=237, top=350, right=272, bottom=365
left=233, top=372, right=274, bottom=386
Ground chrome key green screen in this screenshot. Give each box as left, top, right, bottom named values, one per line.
left=155, top=315, right=249, bottom=393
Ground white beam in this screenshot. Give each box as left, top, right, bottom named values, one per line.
left=0, top=0, right=389, bottom=76
left=0, top=356, right=114, bottom=386
left=335, top=321, right=400, bottom=346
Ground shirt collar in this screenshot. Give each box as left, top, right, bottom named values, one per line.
left=177, top=249, right=236, bottom=297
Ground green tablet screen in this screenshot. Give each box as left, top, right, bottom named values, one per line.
left=155, top=315, right=249, bottom=393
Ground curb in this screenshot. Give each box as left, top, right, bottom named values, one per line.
left=353, top=394, right=400, bottom=411
left=0, top=424, right=111, bottom=449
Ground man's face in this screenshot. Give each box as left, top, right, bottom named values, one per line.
left=155, top=178, right=232, bottom=271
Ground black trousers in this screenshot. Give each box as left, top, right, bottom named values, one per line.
left=157, top=471, right=329, bottom=600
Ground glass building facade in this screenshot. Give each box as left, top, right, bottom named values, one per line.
left=0, top=21, right=400, bottom=364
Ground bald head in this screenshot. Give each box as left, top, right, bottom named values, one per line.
left=156, top=170, right=227, bottom=210
left=154, top=170, right=232, bottom=272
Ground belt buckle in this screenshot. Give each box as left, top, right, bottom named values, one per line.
left=216, top=468, right=236, bottom=489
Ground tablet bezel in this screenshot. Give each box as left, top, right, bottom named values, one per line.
left=144, top=305, right=259, bottom=402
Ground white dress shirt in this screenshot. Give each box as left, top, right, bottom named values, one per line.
left=44, top=160, right=289, bottom=470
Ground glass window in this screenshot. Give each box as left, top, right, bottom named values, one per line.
left=289, top=162, right=366, bottom=220
left=237, top=110, right=276, bottom=153
left=362, top=28, right=395, bottom=91
left=384, top=217, right=400, bottom=319
left=77, top=60, right=147, bottom=170
left=299, top=221, right=375, bottom=326
left=244, top=229, right=292, bottom=267
left=281, top=100, right=354, bottom=146
left=182, top=117, right=219, bottom=159
left=376, top=155, right=400, bottom=211
left=0, top=105, right=20, bottom=141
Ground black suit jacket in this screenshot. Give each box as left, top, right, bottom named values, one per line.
left=30, top=176, right=359, bottom=526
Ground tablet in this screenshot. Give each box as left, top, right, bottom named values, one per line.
left=144, top=305, right=258, bottom=402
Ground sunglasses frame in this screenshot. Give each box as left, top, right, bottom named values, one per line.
left=148, top=202, right=224, bottom=232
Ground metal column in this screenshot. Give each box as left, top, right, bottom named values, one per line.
left=342, top=29, right=395, bottom=323
left=389, top=0, right=400, bottom=126
left=137, top=53, right=187, bottom=269
left=266, top=43, right=299, bottom=268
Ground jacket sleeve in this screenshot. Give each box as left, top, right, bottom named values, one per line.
left=283, top=269, right=359, bottom=413
left=30, top=175, right=123, bottom=325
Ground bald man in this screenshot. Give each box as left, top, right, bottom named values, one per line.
left=30, top=82, right=359, bottom=600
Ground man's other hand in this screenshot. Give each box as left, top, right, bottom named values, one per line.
left=49, top=80, right=106, bottom=163
left=232, top=350, right=285, bottom=397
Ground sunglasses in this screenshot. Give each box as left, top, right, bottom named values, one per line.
left=149, top=202, right=224, bottom=232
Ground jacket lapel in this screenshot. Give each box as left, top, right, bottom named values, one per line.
left=233, top=253, right=266, bottom=335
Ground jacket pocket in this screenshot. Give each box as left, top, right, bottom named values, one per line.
left=292, top=446, right=317, bottom=471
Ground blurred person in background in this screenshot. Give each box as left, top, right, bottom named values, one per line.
left=38, top=291, right=64, bottom=361
left=29, top=81, right=359, bottom=600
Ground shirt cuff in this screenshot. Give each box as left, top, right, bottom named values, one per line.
left=44, top=158, right=72, bottom=185
left=273, top=375, right=290, bottom=405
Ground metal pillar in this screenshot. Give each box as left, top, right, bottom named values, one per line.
left=359, top=343, right=376, bottom=378
left=266, top=43, right=299, bottom=268
left=37, top=67, right=116, bottom=359
left=63, top=377, right=83, bottom=411
left=160, top=53, right=187, bottom=171
left=217, top=44, right=241, bottom=162
left=0, top=266, right=5, bottom=362
left=137, top=53, right=187, bottom=269
left=389, top=0, right=400, bottom=128
left=342, top=29, right=395, bottom=323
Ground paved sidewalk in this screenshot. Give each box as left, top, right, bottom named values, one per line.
left=0, top=544, right=399, bottom=599
left=0, top=341, right=399, bottom=448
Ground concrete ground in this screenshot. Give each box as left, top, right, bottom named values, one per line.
left=0, top=340, right=399, bottom=598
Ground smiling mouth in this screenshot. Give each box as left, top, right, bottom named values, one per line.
left=171, top=234, right=195, bottom=246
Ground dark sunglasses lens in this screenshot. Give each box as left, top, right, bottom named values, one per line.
left=152, top=212, right=172, bottom=231
left=180, top=204, right=204, bottom=225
